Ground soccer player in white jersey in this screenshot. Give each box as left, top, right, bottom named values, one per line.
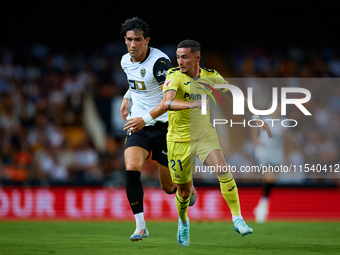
left=250, top=106, right=291, bottom=223
left=119, top=17, right=197, bottom=242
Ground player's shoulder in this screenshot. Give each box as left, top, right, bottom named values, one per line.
left=163, top=68, right=182, bottom=89
left=166, top=67, right=182, bottom=80
left=149, top=47, right=170, bottom=61
left=200, top=67, right=221, bottom=77
left=120, top=52, right=131, bottom=68
left=167, top=67, right=181, bottom=75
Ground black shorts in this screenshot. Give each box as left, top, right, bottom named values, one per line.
left=125, top=121, right=168, bottom=167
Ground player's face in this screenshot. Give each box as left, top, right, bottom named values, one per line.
left=125, top=30, right=150, bottom=62
left=176, top=48, right=200, bottom=77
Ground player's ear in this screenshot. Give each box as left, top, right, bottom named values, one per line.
left=124, top=36, right=128, bottom=45
left=145, top=37, right=150, bottom=45
left=196, top=53, right=201, bottom=62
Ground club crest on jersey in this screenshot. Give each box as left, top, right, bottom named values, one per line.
left=164, top=79, right=173, bottom=87
left=140, top=67, right=146, bottom=78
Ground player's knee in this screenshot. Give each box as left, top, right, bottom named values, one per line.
left=177, top=189, right=191, bottom=200
left=161, top=183, right=176, bottom=194
left=125, top=164, right=143, bottom=172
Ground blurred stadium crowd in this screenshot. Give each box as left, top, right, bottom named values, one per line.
left=0, top=43, right=339, bottom=186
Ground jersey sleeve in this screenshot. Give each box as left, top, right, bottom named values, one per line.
left=153, top=57, right=173, bottom=85
left=163, top=69, right=181, bottom=93
left=213, top=71, right=229, bottom=93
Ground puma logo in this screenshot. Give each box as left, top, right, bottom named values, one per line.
left=228, top=186, right=236, bottom=191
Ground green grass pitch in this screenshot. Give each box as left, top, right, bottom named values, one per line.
left=0, top=221, right=339, bottom=255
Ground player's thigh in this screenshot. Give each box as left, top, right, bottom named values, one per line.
left=167, top=141, right=194, bottom=185
left=157, top=163, right=176, bottom=192
left=197, top=128, right=224, bottom=167
left=204, top=150, right=227, bottom=166
left=148, top=122, right=168, bottom=167
left=157, top=163, right=171, bottom=182
left=124, top=129, right=151, bottom=171
left=124, top=146, right=150, bottom=171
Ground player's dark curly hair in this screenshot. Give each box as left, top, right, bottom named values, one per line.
left=177, top=40, right=201, bottom=53
left=120, top=17, right=150, bottom=38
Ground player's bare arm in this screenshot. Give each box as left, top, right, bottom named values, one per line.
left=226, top=90, right=273, bottom=139
left=120, top=91, right=130, bottom=122
left=123, top=100, right=166, bottom=133
left=124, top=85, right=167, bottom=133
left=163, top=90, right=201, bottom=110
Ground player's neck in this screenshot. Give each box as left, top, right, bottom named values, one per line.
left=132, top=47, right=149, bottom=63
left=187, top=65, right=201, bottom=78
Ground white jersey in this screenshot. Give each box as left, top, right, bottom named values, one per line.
left=121, top=47, right=172, bottom=126
left=255, top=117, right=286, bottom=165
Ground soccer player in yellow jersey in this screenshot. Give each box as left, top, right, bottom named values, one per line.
left=162, top=40, right=273, bottom=247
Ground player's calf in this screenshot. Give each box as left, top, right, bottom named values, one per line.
left=189, top=185, right=197, bottom=206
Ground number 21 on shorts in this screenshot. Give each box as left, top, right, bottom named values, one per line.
left=170, top=159, right=183, bottom=171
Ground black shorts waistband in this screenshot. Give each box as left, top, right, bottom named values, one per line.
left=146, top=121, right=168, bottom=129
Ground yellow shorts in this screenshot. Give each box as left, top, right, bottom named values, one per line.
left=167, top=127, right=222, bottom=184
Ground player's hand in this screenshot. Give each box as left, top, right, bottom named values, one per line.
left=120, top=98, right=130, bottom=122
left=123, top=117, right=146, bottom=133
left=190, top=100, right=201, bottom=109
left=190, top=100, right=209, bottom=109
left=255, top=119, right=274, bottom=139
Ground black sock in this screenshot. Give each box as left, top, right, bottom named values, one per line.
left=126, top=170, right=144, bottom=214
left=263, top=183, right=274, bottom=198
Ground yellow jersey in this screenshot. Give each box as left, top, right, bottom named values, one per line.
left=163, top=67, right=229, bottom=142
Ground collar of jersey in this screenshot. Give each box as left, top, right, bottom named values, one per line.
left=130, top=47, right=150, bottom=64
left=187, top=67, right=203, bottom=80
left=192, top=75, right=201, bottom=81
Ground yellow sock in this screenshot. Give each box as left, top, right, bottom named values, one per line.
left=218, top=173, right=241, bottom=216
left=175, top=191, right=190, bottom=223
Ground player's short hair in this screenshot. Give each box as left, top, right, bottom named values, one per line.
left=177, top=40, right=201, bottom=53
left=120, top=17, right=150, bottom=38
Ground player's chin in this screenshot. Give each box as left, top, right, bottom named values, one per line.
left=129, top=51, right=138, bottom=57
left=180, top=68, right=188, bottom=74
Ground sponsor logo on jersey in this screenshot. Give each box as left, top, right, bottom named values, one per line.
left=157, top=69, right=168, bottom=77
left=140, top=67, right=146, bottom=78
left=184, top=93, right=201, bottom=100
left=164, top=79, right=173, bottom=87
left=129, top=80, right=147, bottom=91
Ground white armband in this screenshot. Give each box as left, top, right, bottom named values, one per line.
left=142, top=113, right=153, bottom=124
left=124, top=90, right=131, bottom=100
left=252, top=114, right=260, bottom=119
